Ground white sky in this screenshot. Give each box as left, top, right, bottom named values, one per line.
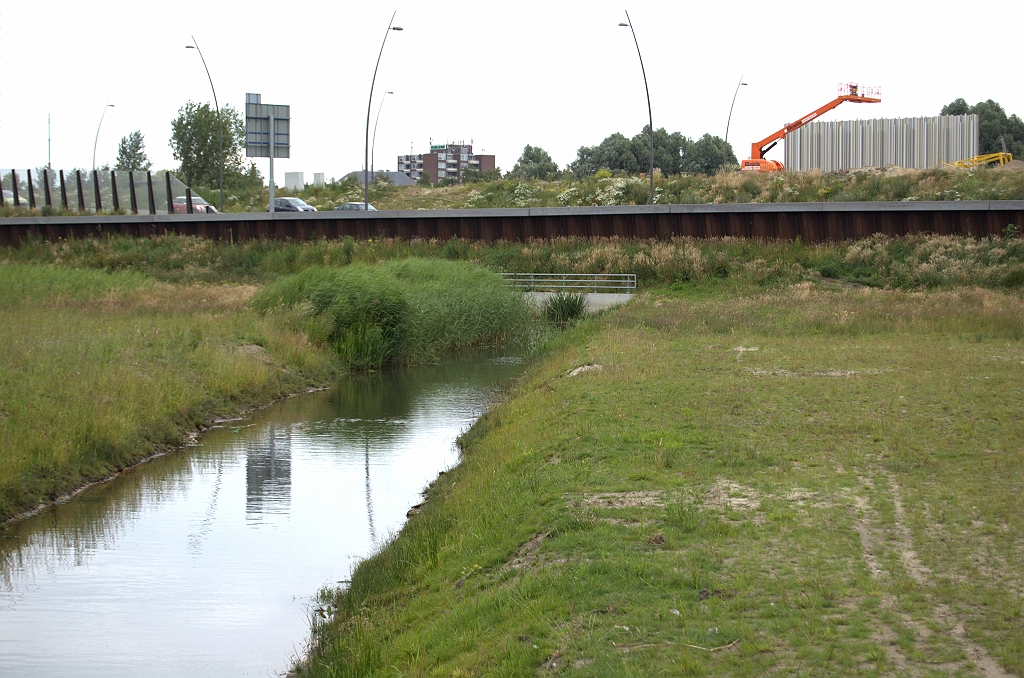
left=1, top=0, right=1021, bottom=184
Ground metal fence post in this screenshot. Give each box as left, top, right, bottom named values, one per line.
left=59, top=170, right=68, bottom=209
left=146, top=171, right=156, bottom=215
left=93, top=170, right=102, bottom=211
left=12, top=170, right=20, bottom=206
left=26, top=169, right=36, bottom=209
left=185, top=187, right=194, bottom=214
left=110, top=171, right=120, bottom=212
left=128, top=171, right=138, bottom=214
left=76, top=171, right=85, bottom=210
left=43, top=169, right=52, bottom=207
left=165, top=172, right=173, bottom=215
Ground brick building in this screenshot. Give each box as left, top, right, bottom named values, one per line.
left=398, top=142, right=496, bottom=185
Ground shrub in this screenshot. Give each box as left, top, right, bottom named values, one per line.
left=544, top=292, right=587, bottom=327
left=251, top=259, right=533, bottom=369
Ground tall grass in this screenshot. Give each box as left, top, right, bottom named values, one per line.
left=9, top=233, right=1024, bottom=291
left=0, top=265, right=339, bottom=520
left=251, top=259, right=533, bottom=370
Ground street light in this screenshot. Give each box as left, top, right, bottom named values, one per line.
left=619, top=12, right=654, bottom=205
left=723, top=75, right=747, bottom=171
left=371, top=91, right=393, bottom=177
left=365, top=14, right=402, bottom=210
left=186, top=37, right=223, bottom=212
left=92, top=103, right=114, bottom=170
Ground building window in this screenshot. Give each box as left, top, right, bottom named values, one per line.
left=438, top=170, right=447, bottom=177
left=438, top=162, right=446, bottom=169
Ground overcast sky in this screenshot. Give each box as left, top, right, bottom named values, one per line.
left=1, top=0, right=1021, bottom=184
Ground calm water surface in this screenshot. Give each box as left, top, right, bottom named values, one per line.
left=0, top=350, right=527, bottom=677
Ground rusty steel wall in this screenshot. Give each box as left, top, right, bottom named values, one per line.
left=1, top=202, right=1021, bottom=248
left=785, top=115, right=979, bottom=171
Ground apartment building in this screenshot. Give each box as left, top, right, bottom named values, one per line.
left=397, top=142, right=496, bottom=185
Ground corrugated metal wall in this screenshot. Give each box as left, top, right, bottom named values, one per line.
left=784, top=114, right=979, bottom=171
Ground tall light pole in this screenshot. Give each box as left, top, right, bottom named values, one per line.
left=92, top=103, right=114, bottom=170
left=186, top=37, right=223, bottom=212
left=371, top=91, right=393, bottom=176
left=724, top=75, right=747, bottom=171
left=365, top=13, right=402, bottom=210
left=619, top=11, right=654, bottom=205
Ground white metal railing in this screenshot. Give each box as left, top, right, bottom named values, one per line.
left=500, top=272, right=636, bottom=293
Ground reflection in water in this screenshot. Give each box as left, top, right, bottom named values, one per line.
left=245, top=424, right=292, bottom=520
left=0, top=350, right=526, bottom=678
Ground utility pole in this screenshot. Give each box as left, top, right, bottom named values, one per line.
left=48, top=114, right=52, bottom=170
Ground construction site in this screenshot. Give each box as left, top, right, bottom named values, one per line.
left=738, top=82, right=1014, bottom=174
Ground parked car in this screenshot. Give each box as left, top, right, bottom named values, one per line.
left=333, top=202, right=378, bottom=211
left=172, top=195, right=218, bottom=213
left=268, top=197, right=316, bottom=212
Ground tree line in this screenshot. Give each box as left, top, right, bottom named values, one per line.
left=503, top=128, right=737, bottom=182
left=112, top=102, right=262, bottom=195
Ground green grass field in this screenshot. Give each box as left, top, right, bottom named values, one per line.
left=301, top=281, right=1024, bottom=677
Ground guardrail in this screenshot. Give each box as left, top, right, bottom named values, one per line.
left=500, top=272, right=636, bottom=293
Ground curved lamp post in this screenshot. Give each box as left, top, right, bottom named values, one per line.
left=365, top=14, right=402, bottom=209
left=619, top=12, right=654, bottom=205
left=723, top=75, right=747, bottom=171
left=186, top=37, right=223, bottom=212
left=371, top=91, right=393, bottom=176
left=92, top=103, right=114, bottom=170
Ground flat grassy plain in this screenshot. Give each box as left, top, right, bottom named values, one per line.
left=301, top=281, right=1024, bottom=677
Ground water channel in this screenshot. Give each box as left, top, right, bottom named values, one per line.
left=0, top=350, right=527, bottom=677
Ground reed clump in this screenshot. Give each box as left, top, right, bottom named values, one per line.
left=251, top=259, right=533, bottom=370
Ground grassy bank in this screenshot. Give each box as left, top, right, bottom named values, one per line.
left=2, top=166, right=1022, bottom=216
left=300, top=281, right=1024, bottom=676
left=0, top=258, right=531, bottom=521
left=6, top=232, right=1024, bottom=290
left=0, top=264, right=340, bottom=520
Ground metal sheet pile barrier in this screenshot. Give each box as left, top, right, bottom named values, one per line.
left=785, top=115, right=979, bottom=171
left=1, top=202, right=1021, bottom=246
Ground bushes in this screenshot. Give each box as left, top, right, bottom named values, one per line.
left=543, top=292, right=587, bottom=327
left=251, top=259, right=533, bottom=370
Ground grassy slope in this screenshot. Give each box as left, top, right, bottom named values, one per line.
left=301, top=281, right=1024, bottom=677
left=0, top=265, right=340, bottom=520
left=6, top=233, right=1024, bottom=291
left=2, top=167, right=1022, bottom=216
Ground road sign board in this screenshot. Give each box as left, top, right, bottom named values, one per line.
left=245, top=93, right=290, bottom=158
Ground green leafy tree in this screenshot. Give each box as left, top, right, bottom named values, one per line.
left=417, top=171, right=432, bottom=186
left=506, top=145, right=560, bottom=180
left=115, top=131, right=151, bottom=171
left=681, top=134, right=736, bottom=175
left=941, top=98, right=1024, bottom=158
left=571, top=127, right=699, bottom=177
left=169, top=101, right=248, bottom=188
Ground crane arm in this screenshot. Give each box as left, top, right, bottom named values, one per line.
left=750, top=85, right=881, bottom=161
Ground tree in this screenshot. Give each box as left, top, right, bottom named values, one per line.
left=506, top=145, right=560, bottom=180
left=115, top=131, right=151, bottom=171
left=940, top=98, right=1024, bottom=158
left=416, top=171, right=432, bottom=187
left=169, top=101, right=247, bottom=188
left=681, top=134, right=736, bottom=175
left=569, top=126, right=733, bottom=177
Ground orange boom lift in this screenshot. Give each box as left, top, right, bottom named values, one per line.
left=740, top=83, right=881, bottom=172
